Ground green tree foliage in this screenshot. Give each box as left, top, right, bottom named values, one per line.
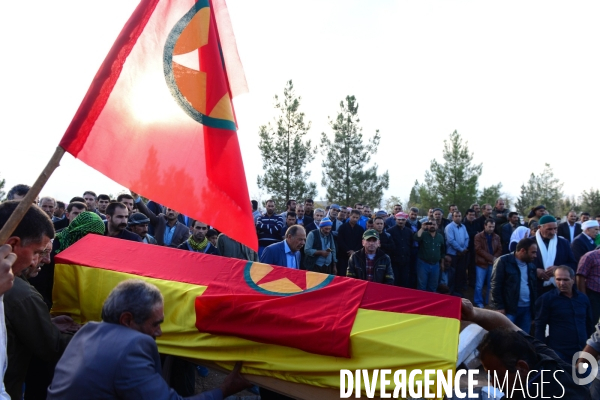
left=580, top=188, right=600, bottom=216
left=419, top=130, right=482, bottom=213
left=478, top=183, right=505, bottom=209
left=257, top=80, right=317, bottom=207
left=320, top=95, right=389, bottom=208
left=556, top=195, right=580, bottom=218
left=408, top=180, right=421, bottom=210
left=515, top=164, right=563, bottom=217
left=383, top=196, right=403, bottom=213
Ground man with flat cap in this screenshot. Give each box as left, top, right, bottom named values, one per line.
left=346, top=229, right=394, bottom=285
left=128, top=212, right=157, bottom=245
left=534, top=215, right=577, bottom=295
left=571, top=220, right=599, bottom=265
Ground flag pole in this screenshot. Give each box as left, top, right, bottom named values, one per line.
left=0, top=146, right=65, bottom=244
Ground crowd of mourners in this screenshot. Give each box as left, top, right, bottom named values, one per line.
left=0, top=182, right=599, bottom=399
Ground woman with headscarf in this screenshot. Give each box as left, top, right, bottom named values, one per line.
left=29, top=212, right=105, bottom=309
left=526, top=205, right=546, bottom=227
left=509, top=226, right=531, bottom=253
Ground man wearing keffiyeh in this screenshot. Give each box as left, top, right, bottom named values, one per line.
left=178, top=220, right=220, bottom=255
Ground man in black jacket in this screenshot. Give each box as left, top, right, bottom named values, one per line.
left=346, top=230, right=394, bottom=285
left=557, top=210, right=582, bottom=243
left=337, top=210, right=365, bottom=276
left=387, top=212, right=413, bottom=287
left=491, top=237, right=538, bottom=333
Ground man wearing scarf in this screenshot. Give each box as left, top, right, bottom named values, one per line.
left=178, top=221, right=220, bottom=256
left=533, top=215, right=577, bottom=295
left=304, top=218, right=337, bottom=274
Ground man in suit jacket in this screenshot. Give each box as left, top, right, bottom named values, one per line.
left=135, top=196, right=190, bottom=247
left=558, top=211, right=582, bottom=243
left=48, top=280, right=249, bottom=399
left=260, top=225, right=306, bottom=269
left=500, top=212, right=522, bottom=254
left=572, top=220, right=599, bottom=265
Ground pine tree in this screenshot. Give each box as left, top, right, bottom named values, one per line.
left=257, top=80, right=317, bottom=207
left=420, top=130, right=482, bottom=213
left=515, top=164, right=563, bottom=216
left=320, top=95, right=389, bottom=207
left=408, top=180, right=421, bottom=209
left=478, top=183, right=505, bottom=209
left=580, top=188, right=600, bottom=216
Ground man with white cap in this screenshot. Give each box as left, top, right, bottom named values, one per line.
left=571, top=220, right=599, bottom=265
left=533, top=215, right=577, bottom=295
left=304, top=218, right=337, bottom=274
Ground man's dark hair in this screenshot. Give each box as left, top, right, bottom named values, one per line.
left=466, top=208, right=475, bottom=215
left=350, top=209, right=361, bottom=217
left=265, top=199, right=275, bottom=205
left=0, top=201, right=54, bottom=244
left=70, top=196, right=86, bottom=203
left=508, top=212, right=518, bottom=219
left=285, top=225, right=305, bottom=238
left=367, top=218, right=373, bottom=225
left=373, top=216, right=384, bottom=223
left=470, top=203, right=479, bottom=208
left=410, top=207, right=419, bottom=213
left=449, top=204, right=456, bottom=209
left=286, top=211, right=297, bottom=219
left=106, top=202, right=127, bottom=216
left=484, top=218, right=495, bottom=227
left=83, top=191, right=97, bottom=199
left=452, top=211, right=462, bottom=217
left=102, top=280, right=163, bottom=325
left=98, top=194, right=111, bottom=202
left=66, top=201, right=87, bottom=213
left=6, top=184, right=31, bottom=200
left=595, top=214, right=600, bottom=219
left=477, top=328, right=537, bottom=373
left=581, top=212, right=590, bottom=217
left=286, top=199, right=296, bottom=208
left=116, top=194, right=134, bottom=202
left=304, top=199, right=313, bottom=204
left=206, top=229, right=218, bottom=238
left=251, top=200, right=258, bottom=211
left=516, top=237, right=537, bottom=252
left=56, top=201, right=66, bottom=209
left=555, top=265, right=575, bottom=279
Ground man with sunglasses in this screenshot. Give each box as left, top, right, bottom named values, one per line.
left=178, top=220, right=220, bottom=256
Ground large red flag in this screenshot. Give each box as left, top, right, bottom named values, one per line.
left=59, top=0, right=257, bottom=250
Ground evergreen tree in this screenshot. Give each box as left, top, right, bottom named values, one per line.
left=580, top=188, right=600, bottom=216
left=420, top=130, right=482, bottom=213
left=408, top=180, right=421, bottom=209
left=515, top=164, right=563, bottom=216
left=320, top=95, right=389, bottom=207
left=478, top=183, right=505, bottom=209
left=257, top=80, right=317, bottom=207
left=383, top=196, right=403, bottom=213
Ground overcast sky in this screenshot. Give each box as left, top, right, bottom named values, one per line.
left=1, top=1, right=598, bottom=209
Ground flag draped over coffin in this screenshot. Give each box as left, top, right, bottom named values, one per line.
left=52, top=235, right=461, bottom=392
left=59, top=0, right=257, bottom=250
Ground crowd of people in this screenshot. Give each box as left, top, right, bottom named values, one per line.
left=0, top=182, right=599, bottom=398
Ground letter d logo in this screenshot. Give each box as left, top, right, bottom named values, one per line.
left=572, top=351, right=599, bottom=385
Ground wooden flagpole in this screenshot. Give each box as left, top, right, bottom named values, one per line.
left=0, top=146, right=66, bottom=244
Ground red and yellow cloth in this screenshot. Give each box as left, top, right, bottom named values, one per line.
left=53, top=235, right=460, bottom=392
